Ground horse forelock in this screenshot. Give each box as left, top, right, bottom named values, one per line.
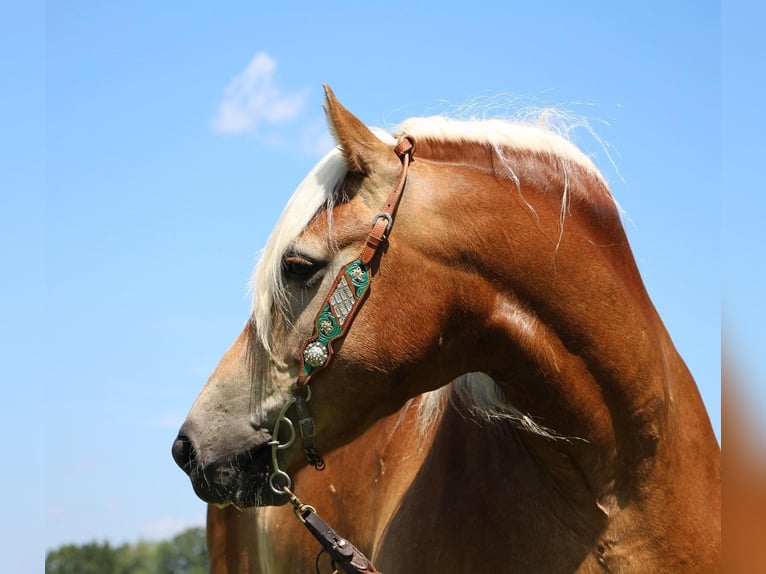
left=250, top=147, right=348, bottom=351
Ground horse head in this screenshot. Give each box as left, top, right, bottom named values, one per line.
left=173, top=88, right=486, bottom=507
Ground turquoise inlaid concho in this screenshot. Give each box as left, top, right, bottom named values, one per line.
left=316, top=303, right=341, bottom=343
left=347, top=260, right=369, bottom=296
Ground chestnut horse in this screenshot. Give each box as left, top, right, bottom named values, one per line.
left=175, top=87, right=720, bottom=572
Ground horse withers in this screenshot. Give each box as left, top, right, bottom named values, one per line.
left=174, top=87, right=720, bottom=572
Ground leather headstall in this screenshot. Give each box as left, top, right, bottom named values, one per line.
left=291, top=135, right=415, bottom=470
left=270, top=136, right=414, bottom=574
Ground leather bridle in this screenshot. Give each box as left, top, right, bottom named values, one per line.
left=266, top=136, right=415, bottom=574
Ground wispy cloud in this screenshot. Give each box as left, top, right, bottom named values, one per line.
left=212, top=52, right=307, bottom=135
left=211, top=52, right=335, bottom=157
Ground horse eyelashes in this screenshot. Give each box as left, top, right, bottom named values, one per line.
left=281, top=254, right=325, bottom=284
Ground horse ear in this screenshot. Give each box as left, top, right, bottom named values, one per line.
left=323, top=85, right=398, bottom=176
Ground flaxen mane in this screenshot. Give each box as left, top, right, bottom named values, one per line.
left=249, top=114, right=611, bottom=438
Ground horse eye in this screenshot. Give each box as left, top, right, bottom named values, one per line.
left=281, top=254, right=324, bottom=283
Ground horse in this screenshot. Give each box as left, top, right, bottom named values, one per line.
left=174, top=86, right=721, bottom=572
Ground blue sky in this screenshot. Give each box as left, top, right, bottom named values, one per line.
left=4, top=2, right=762, bottom=572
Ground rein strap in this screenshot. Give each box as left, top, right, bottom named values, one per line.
left=303, top=507, right=382, bottom=574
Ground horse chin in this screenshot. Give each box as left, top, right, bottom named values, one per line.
left=187, top=445, right=291, bottom=509
left=190, top=471, right=289, bottom=509
left=213, top=481, right=290, bottom=510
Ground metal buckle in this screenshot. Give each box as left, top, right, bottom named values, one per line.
left=371, top=212, right=393, bottom=239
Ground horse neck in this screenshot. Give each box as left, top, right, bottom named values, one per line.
left=406, top=148, right=719, bottom=549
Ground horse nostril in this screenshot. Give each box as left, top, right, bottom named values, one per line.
left=171, top=433, right=195, bottom=474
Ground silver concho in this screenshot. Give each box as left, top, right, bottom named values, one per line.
left=303, top=342, right=329, bottom=368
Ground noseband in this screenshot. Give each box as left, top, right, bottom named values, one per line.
left=266, top=136, right=414, bottom=574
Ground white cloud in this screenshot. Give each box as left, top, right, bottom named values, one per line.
left=212, top=52, right=307, bottom=134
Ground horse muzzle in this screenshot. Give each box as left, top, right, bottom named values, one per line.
left=171, top=424, right=289, bottom=508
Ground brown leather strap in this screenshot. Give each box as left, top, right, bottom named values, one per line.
left=360, top=136, right=415, bottom=266
left=294, top=392, right=325, bottom=469
left=296, top=136, right=415, bottom=388
left=291, top=136, right=415, bottom=469
left=294, top=258, right=373, bottom=389
left=282, top=138, right=412, bottom=573
left=302, top=508, right=382, bottom=573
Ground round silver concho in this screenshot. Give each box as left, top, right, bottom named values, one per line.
left=303, top=342, right=329, bottom=368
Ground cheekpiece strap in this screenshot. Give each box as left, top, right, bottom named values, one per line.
left=296, top=258, right=371, bottom=386
left=294, top=390, right=325, bottom=470
left=296, top=136, right=414, bottom=388
left=360, top=136, right=415, bottom=266
left=292, top=135, right=414, bottom=470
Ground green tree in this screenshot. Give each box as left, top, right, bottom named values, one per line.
left=114, top=540, right=158, bottom=574
left=45, top=527, right=208, bottom=574
left=45, top=541, right=117, bottom=574
left=154, top=528, right=208, bottom=574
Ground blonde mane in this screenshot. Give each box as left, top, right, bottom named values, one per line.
left=399, top=115, right=607, bottom=187
left=251, top=114, right=610, bottom=350
left=248, top=112, right=609, bottom=438
left=250, top=148, right=348, bottom=351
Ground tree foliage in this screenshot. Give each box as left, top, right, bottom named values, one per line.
left=45, top=527, right=208, bottom=574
